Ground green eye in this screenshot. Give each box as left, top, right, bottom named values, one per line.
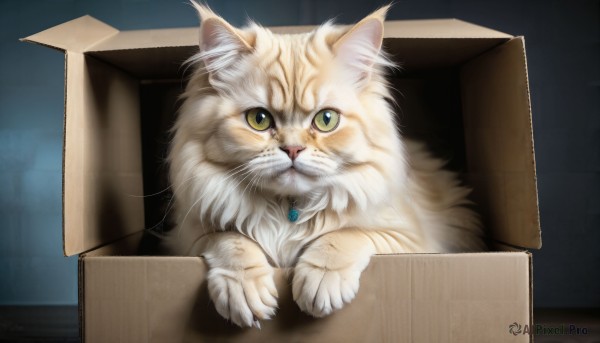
left=245, top=108, right=273, bottom=131
left=313, top=109, right=340, bottom=132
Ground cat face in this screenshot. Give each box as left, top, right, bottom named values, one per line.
left=185, top=4, right=400, bottom=198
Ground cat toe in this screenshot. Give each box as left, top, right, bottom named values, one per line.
left=292, top=262, right=361, bottom=318
left=207, top=266, right=278, bottom=328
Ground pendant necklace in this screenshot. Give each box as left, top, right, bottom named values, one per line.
left=287, top=197, right=300, bottom=222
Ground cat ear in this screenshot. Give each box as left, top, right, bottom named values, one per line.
left=191, top=2, right=253, bottom=75
left=333, top=5, right=390, bottom=84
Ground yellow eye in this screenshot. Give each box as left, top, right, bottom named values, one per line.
left=312, top=109, right=340, bottom=132
left=245, top=108, right=273, bottom=131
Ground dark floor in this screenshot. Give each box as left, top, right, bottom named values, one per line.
left=0, top=306, right=598, bottom=342
left=0, top=306, right=78, bottom=343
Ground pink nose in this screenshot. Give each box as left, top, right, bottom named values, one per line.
left=280, top=145, right=305, bottom=161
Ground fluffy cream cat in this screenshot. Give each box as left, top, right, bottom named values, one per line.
left=168, top=3, right=486, bottom=328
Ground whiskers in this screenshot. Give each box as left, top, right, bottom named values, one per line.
left=136, top=162, right=251, bottom=237
left=127, top=186, right=173, bottom=198
left=143, top=174, right=199, bottom=234
left=240, top=158, right=273, bottom=201
left=177, top=162, right=252, bottom=236
left=127, top=173, right=199, bottom=234
left=175, top=156, right=283, bottom=236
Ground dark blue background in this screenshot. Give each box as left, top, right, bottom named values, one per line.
left=0, top=0, right=598, bottom=307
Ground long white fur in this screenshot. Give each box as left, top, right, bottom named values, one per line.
left=167, top=3, right=486, bottom=327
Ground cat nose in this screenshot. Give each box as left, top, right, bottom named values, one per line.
left=280, top=145, right=305, bottom=161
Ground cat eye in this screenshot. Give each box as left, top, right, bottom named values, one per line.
left=312, top=109, right=340, bottom=132
left=245, top=108, right=273, bottom=131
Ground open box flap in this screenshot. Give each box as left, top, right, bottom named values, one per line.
left=23, top=16, right=144, bottom=256
left=88, top=27, right=198, bottom=51
left=461, top=37, right=541, bottom=249
left=60, top=51, right=145, bottom=256
left=20, top=15, right=118, bottom=53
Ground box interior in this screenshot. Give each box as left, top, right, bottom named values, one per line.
left=87, top=38, right=534, bottom=257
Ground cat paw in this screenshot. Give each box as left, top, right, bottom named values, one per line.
left=207, top=265, right=278, bottom=328
left=292, top=261, right=361, bottom=318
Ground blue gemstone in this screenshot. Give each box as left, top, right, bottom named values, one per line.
left=288, top=208, right=299, bottom=222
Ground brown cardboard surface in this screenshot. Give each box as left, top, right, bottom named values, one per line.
left=381, top=19, right=512, bottom=38
left=461, top=37, right=541, bottom=249
left=63, top=52, right=145, bottom=256
left=89, top=28, right=198, bottom=51
left=385, top=38, right=507, bottom=72
left=82, top=253, right=530, bottom=343
left=21, top=15, right=118, bottom=53
left=83, top=232, right=145, bottom=257
left=88, top=47, right=197, bottom=80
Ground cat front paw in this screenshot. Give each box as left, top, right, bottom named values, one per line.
left=292, top=261, right=362, bottom=318
left=207, top=264, right=278, bottom=328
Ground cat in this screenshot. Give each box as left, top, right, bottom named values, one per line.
left=167, top=2, right=486, bottom=328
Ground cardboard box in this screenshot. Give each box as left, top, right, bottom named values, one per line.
left=23, top=16, right=541, bottom=342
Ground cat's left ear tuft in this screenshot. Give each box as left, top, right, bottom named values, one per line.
left=333, top=5, right=391, bottom=83
left=190, top=1, right=253, bottom=78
